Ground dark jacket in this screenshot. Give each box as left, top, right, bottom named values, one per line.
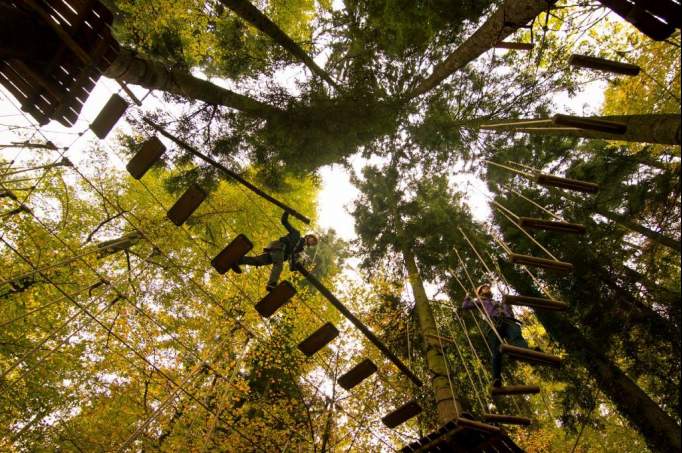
left=276, top=212, right=303, bottom=259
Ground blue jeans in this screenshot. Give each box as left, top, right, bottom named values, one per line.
left=487, top=318, right=528, bottom=381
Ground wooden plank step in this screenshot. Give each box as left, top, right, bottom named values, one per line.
left=517, top=216, right=586, bottom=234
left=568, top=54, right=640, bottom=76
left=166, top=184, right=207, bottom=226
left=90, top=94, right=128, bottom=139
left=0, top=191, right=17, bottom=200
left=126, top=136, right=166, bottom=180
left=483, top=413, right=532, bottom=426
left=491, top=384, right=541, bottom=396
left=494, top=41, right=533, bottom=50
left=552, top=114, right=627, bottom=134
left=502, top=294, right=568, bottom=311
left=509, top=253, right=573, bottom=272
left=381, top=401, right=422, bottom=428
left=211, top=234, right=253, bottom=274
left=338, top=359, right=378, bottom=390
left=255, top=281, right=296, bottom=318
left=96, top=231, right=142, bottom=256
left=501, top=344, right=562, bottom=367
left=298, top=322, right=339, bottom=357
left=456, top=416, right=501, bottom=433
left=535, top=173, right=599, bottom=194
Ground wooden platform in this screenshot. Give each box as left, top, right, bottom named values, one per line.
left=502, top=294, right=569, bottom=311
left=400, top=419, right=524, bottom=452
left=1, top=0, right=120, bottom=126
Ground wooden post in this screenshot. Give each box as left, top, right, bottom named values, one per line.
left=500, top=344, right=562, bottom=367
left=494, top=42, right=534, bottom=50
left=381, top=401, right=422, bottom=428
left=509, top=253, right=573, bottom=272
left=517, top=217, right=586, bottom=234
left=297, top=322, right=339, bottom=356
left=568, top=54, right=640, bottom=76
left=90, top=94, right=129, bottom=139
left=166, top=184, right=207, bottom=226
left=338, top=359, right=378, bottom=390
left=126, top=136, right=166, bottom=180
left=503, top=294, right=568, bottom=311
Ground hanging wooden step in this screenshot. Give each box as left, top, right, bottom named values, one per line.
left=127, top=136, right=166, bottom=180
left=483, top=413, right=532, bottom=426
left=0, top=191, right=17, bottom=200
left=568, top=54, right=640, bottom=76
left=90, top=94, right=129, bottom=139
left=382, top=401, right=422, bottom=428
left=338, top=358, right=378, bottom=390
left=501, top=344, right=562, bottom=367
left=298, top=322, right=339, bottom=357
left=254, top=280, right=296, bottom=318
left=552, top=114, right=627, bottom=134
left=456, top=416, right=501, bottom=433
left=491, top=384, right=541, bottom=396
left=96, top=231, right=142, bottom=256
left=535, top=173, right=599, bottom=194
left=211, top=234, right=253, bottom=274
left=508, top=253, right=573, bottom=272
left=517, top=217, right=586, bottom=234
left=502, top=294, right=569, bottom=311
left=494, top=41, right=534, bottom=50
left=166, top=184, right=207, bottom=226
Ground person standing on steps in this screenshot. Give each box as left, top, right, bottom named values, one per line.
left=231, top=212, right=319, bottom=291
left=462, top=283, right=530, bottom=388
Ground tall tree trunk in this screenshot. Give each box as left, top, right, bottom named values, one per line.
left=479, top=114, right=682, bottom=146
left=402, top=248, right=462, bottom=425
left=219, top=0, right=339, bottom=89
left=104, top=48, right=283, bottom=118
left=505, top=265, right=682, bottom=453
left=408, top=0, right=551, bottom=99
left=558, top=190, right=681, bottom=252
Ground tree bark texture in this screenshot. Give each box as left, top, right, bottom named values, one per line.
left=402, top=249, right=462, bottom=425
left=408, top=0, right=552, bottom=98
left=104, top=48, right=283, bottom=118
left=484, top=114, right=682, bottom=146
left=506, top=266, right=682, bottom=453
left=219, top=0, right=339, bottom=89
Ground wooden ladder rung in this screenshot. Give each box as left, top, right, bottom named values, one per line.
left=517, top=217, right=586, bottom=234
left=298, top=322, right=339, bottom=357
left=500, top=344, right=562, bottom=367
left=568, top=54, right=640, bottom=76
left=491, top=384, right=541, bottom=396
left=255, top=281, right=296, bottom=318
left=90, top=93, right=128, bottom=139
left=456, top=416, right=501, bottom=433
left=166, top=184, right=207, bottom=226
left=338, top=359, right=378, bottom=390
left=381, top=401, right=422, bottom=428
left=483, top=413, right=532, bottom=426
left=552, top=114, right=627, bottom=134
left=535, top=173, right=599, bottom=194
left=211, top=234, right=253, bottom=274
left=127, top=136, right=166, bottom=180
left=509, top=253, right=573, bottom=272
left=494, top=41, right=534, bottom=50
left=502, top=294, right=568, bottom=311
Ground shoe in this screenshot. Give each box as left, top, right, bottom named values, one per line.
left=492, top=379, right=502, bottom=388
left=230, top=264, right=242, bottom=274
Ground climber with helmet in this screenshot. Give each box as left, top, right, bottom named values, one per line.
left=232, top=211, right=318, bottom=291
left=462, top=283, right=529, bottom=388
